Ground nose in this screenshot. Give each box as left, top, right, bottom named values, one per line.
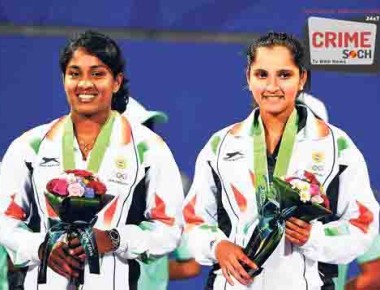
left=78, top=79, right=95, bottom=90
left=265, top=77, right=280, bottom=93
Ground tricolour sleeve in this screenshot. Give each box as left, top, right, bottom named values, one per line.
left=300, top=133, right=379, bottom=264
left=356, top=234, right=380, bottom=264
left=172, top=233, right=193, bottom=261
left=183, top=142, right=229, bottom=266
left=115, top=137, right=183, bottom=261
left=0, top=137, right=45, bottom=266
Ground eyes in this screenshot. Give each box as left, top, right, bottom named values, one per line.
left=253, top=69, right=294, bottom=80
left=67, top=70, right=80, bottom=78
left=66, top=68, right=109, bottom=79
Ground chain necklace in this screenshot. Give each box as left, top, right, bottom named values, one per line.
left=78, top=138, right=96, bottom=154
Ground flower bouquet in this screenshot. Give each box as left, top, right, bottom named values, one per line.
left=37, top=169, right=114, bottom=285
left=243, top=171, right=332, bottom=277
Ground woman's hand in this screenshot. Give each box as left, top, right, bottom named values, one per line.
left=215, top=240, right=257, bottom=286
left=45, top=240, right=84, bottom=279
left=67, top=235, right=86, bottom=261
left=285, top=217, right=312, bottom=246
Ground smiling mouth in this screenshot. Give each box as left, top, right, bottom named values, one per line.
left=77, top=94, right=97, bottom=102
left=262, top=95, right=284, bottom=99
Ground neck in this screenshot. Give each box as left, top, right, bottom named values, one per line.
left=71, top=110, right=111, bottom=137
left=71, top=111, right=111, bottom=148
left=261, top=107, right=294, bottom=154
left=70, top=111, right=111, bottom=160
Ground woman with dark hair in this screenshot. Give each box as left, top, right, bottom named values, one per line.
left=0, top=30, right=183, bottom=289
left=59, top=30, right=129, bottom=114
left=183, top=32, right=379, bottom=289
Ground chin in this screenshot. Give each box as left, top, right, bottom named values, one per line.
left=260, top=105, right=287, bottom=115
left=74, top=106, right=96, bottom=114
left=72, top=106, right=103, bottom=117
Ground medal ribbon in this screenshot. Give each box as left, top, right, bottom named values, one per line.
left=253, top=109, right=298, bottom=211
left=62, top=111, right=116, bottom=173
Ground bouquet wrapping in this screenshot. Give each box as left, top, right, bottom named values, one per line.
left=243, top=171, right=332, bottom=277
left=37, top=169, right=113, bottom=285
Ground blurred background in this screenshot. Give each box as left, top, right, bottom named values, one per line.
left=0, top=1, right=379, bottom=289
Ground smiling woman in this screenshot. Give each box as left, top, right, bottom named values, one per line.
left=59, top=32, right=129, bottom=160
left=183, top=32, right=379, bottom=290
left=59, top=31, right=129, bottom=115
left=0, top=30, right=184, bottom=290
left=63, top=48, right=122, bottom=117
left=246, top=45, right=306, bottom=118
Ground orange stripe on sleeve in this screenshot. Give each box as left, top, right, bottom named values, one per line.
left=150, top=194, right=175, bottom=226
left=103, top=196, right=120, bottom=227
left=183, top=195, right=205, bottom=225
left=231, top=184, right=247, bottom=212
left=5, top=194, right=27, bottom=221
left=349, top=201, right=374, bottom=234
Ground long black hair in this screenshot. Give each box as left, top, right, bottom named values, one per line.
left=60, top=30, right=129, bottom=113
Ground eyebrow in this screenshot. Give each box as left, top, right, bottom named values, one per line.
left=252, top=68, right=267, bottom=73
left=252, top=68, right=294, bottom=74
left=277, top=69, right=294, bottom=74
left=67, top=65, right=109, bottom=70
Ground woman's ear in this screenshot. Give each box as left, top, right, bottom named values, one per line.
left=246, top=68, right=251, bottom=91
left=299, top=70, right=308, bottom=91
left=113, top=73, right=123, bottom=93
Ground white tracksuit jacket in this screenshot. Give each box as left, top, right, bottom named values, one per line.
left=0, top=112, right=184, bottom=289
left=184, top=105, right=379, bottom=290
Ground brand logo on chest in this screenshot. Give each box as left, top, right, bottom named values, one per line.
left=223, top=151, right=245, bottom=161
left=39, top=157, right=60, bottom=167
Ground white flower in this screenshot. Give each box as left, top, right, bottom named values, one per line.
left=66, top=173, right=77, bottom=184
left=298, top=181, right=310, bottom=191
left=299, top=190, right=311, bottom=203
left=60, top=172, right=69, bottom=179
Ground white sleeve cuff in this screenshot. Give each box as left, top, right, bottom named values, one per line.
left=114, top=224, right=148, bottom=259
left=4, top=231, right=45, bottom=266
left=298, top=221, right=324, bottom=261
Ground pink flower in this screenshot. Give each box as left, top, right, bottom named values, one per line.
left=310, top=184, right=320, bottom=196
left=67, top=183, right=85, bottom=197
left=46, top=179, right=58, bottom=193
left=311, top=195, right=324, bottom=204
left=49, top=179, right=69, bottom=196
